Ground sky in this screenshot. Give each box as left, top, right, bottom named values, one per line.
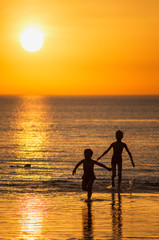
left=0, top=0, right=159, bottom=95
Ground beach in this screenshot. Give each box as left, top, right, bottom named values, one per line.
left=0, top=0, right=159, bottom=236
left=0, top=191, right=159, bottom=240
left=0, top=95, right=159, bottom=239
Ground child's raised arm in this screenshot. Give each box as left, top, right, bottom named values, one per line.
left=124, top=144, right=135, bottom=167
left=72, top=160, right=84, bottom=175
left=97, top=144, right=113, bottom=161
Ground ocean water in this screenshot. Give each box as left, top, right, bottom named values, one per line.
left=0, top=95, right=159, bottom=240
left=0, top=95, right=159, bottom=193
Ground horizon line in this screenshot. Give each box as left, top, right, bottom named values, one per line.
left=0, top=94, right=159, bottom=97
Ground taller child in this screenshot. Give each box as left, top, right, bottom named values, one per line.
left=97, top=130, right=135, bottom=189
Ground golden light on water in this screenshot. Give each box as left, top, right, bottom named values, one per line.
left=18, top=195, right=44, bottom=240
left=0, top=193, right=159, bottom=239
left=13, top=96, right=47, bottom=162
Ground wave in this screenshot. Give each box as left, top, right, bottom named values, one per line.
left=0, top=178, right=159, bottom=194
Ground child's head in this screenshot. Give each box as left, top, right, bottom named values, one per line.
left=116, top=130, right=123, bottom=140
left=84, top=149, right=93, bottom=159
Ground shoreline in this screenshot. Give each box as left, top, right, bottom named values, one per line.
left=0, top=192, right=159, bottom=240
left=0, top=177, right=159, bottom=194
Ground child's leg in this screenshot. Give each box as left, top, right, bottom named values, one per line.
left=87, top=179, right=94, bottom=200
left=112, top=163, right=116, bottom=187
left=118, top=162, right=122, bottom=188
left=82, top=177, right=88, bottom=191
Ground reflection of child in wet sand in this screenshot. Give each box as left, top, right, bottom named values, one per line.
left=72, top=149, right=111, bottom=201
left=97, top=130, right=135, bottom=189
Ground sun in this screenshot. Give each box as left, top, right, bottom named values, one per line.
left=20, top=25, right=44, bottom=52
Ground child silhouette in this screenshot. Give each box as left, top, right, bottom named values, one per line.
left=73, top=149, right=111, bottom=200
left=97, top=130, right=135, bottom=189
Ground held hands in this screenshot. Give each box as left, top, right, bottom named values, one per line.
left=107, top=167, right=112, bottom=171
left=97, top=157, right=101, bottom=161
left=131, top=159, right=135, bottom=167
left=72, top=169, right=76, bottom=175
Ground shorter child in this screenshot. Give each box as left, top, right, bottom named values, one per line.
left=97, top=130, right=135, bottom=189
left=72, top=148, right=111, bottom=201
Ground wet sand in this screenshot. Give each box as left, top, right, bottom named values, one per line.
left=0, top=192, right=159, bottom=240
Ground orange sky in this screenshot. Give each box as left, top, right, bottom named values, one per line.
left=0, top=0, right=159, bottom=95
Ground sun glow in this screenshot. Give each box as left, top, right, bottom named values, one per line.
left=20, top=25, right=44, bottom=52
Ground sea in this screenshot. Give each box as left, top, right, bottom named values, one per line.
left=0, top=95, right=159, bottom=240
left=0, top=95, right=159, bottom=193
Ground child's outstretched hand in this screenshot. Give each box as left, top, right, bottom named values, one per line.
left=97, top=157, right=101, bottom=161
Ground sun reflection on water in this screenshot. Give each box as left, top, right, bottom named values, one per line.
left=0, top=193, right=159, bottom=239
left=18, top=195, right=45, bottom=240
left=13, top=96, right=48, bottom=162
